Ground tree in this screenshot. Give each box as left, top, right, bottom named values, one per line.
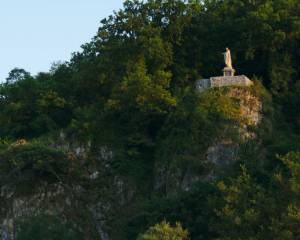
left=210, top=152, right=300, bottom=240
left=137, top=221, right=189, bottom=240
left=6, top=68, right=31, bottom=84
left=15, top=214, right=83, bottom=240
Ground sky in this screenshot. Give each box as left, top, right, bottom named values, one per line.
left=0, top=0, right=124, bottom=81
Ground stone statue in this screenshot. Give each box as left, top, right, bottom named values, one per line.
left=223, top=48, right=232, bottom=69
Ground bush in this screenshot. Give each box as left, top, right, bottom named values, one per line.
left=137, top=221, right=189, bottom=240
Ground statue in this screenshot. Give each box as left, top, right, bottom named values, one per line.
left=223, top=48, right=232, bottom=69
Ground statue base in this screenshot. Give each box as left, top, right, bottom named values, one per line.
left=196, top=75, right=253, bottom=92
left=223, top=67, right=235, bottom=77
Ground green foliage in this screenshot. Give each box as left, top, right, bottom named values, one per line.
left=210, top=152, right=300, bottom=240
left=0, top=141, right=71, bottom=195
left=0, top=71, right=72, bottom=138
left=137, top=221, right=189, bottom=240
left=107, top=56, right=176, bottom=115
left=154, top=87, right=243, bottom=189
left=6, top=68, right=31, bottom=84
left=0, top=0, right=299, bottom=240
left=15, top=214, right=83, bottom=240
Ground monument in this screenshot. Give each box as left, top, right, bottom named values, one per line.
left=223, top=47, right=235, bottom=77
left=196, top=48, right=253, bottom=92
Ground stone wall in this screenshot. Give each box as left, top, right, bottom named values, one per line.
left=196, top=75, right=253, bottom=92
left=195, top=79, right=210, bottom=92
left=210, top=75, right=253, bottom=88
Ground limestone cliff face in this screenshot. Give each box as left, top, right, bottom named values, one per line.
left=207, top=87, right=262, bottom=166
left=0, top=136, right=141, bottom=240
left=0, top=139, right=111, bottom=240
left=0, top=86, right=265, bottom=239
left=154, top=86, right=263, bottom=196
left=1, top=183, right=69, bottom=240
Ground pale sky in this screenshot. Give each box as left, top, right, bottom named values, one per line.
left=0, top=0, right=124, bottom=81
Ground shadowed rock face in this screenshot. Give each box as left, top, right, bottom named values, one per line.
left=0, top=139, right=115, bottom=240
left=1, top=183, right=69, bottom=240
left=0, top=136, right=139, bottom=240
left=207, top=140, right=239, bottom=167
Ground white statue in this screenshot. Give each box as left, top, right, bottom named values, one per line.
left=223, top=48, right=232, bottom=69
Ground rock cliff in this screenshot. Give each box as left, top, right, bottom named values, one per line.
left=0, top=85, right=268, bottom=239
left=154, top=86, right=264, bottom=196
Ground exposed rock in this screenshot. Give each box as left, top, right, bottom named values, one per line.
left=154, top=86, right=263, bottom=195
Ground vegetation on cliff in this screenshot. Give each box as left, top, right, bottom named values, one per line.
left=0, top=0, right=300, bottom=239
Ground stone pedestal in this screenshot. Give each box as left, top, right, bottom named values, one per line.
left=196, top=75, right=253, bottom=92
left=223, top=67, right=235, bottom=77
left=210, top=75, right=253, bottom=88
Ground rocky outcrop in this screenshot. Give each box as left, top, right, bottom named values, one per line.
left=0, top=85, right=265, bottom=239
left=0, top=137, right=117, bottom=240
left=206, top=87, right=262, bottom=170
left=154, top=86, right=263, bottom=196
